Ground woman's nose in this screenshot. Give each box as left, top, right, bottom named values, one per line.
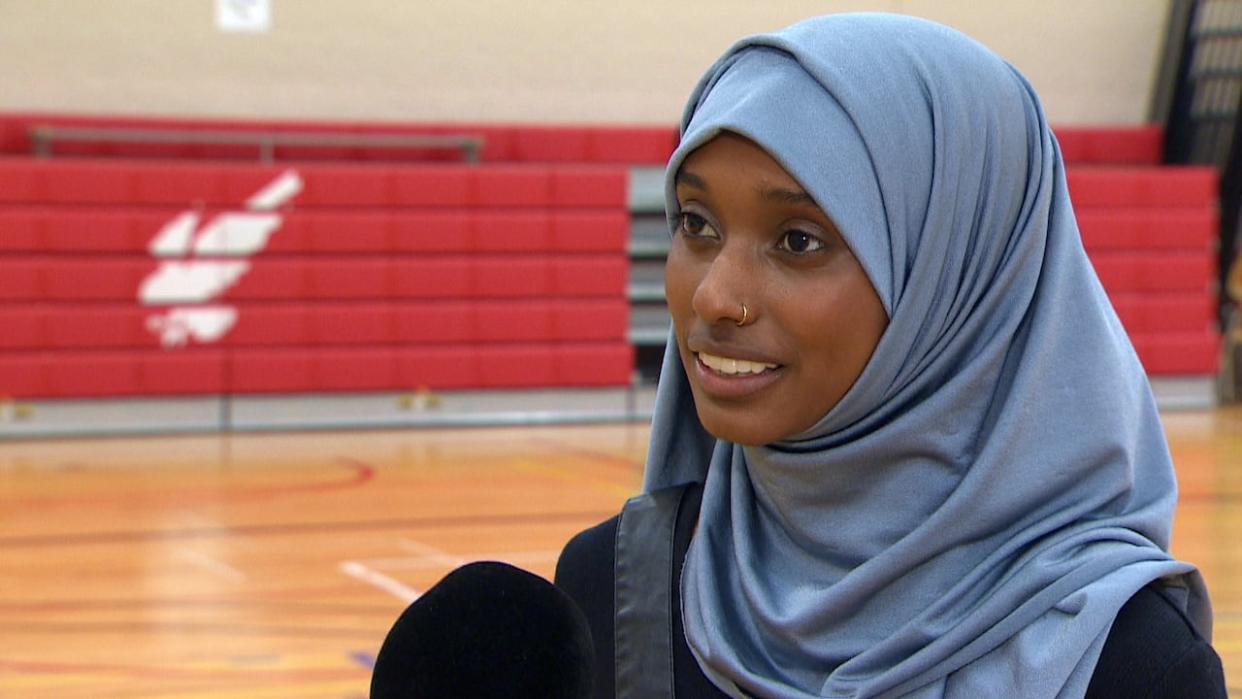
left=691, top=244, right=753, bottom=326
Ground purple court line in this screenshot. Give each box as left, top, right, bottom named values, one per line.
left=0, top=508, right=616, bottom=548
left=1, top=456, right=375, bottom=510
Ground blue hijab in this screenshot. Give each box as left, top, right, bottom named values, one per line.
left=645, top=13, right=1211, bottom=698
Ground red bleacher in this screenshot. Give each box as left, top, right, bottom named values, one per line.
left=0, top=343, right=635, bottom=397
left=0, top=131, right=636, bottom=397
left=0, top=113, right=680, bottom=165
left=0, top=114, right=1171, bottom=167
left=0, top=300, right=628, bottom=348
left=1055, top=125, right=1163, bottom=165
left=0, top=159, right=627, bottom=208
left=1070, top=165, right=1219, bottom=375
left=0, top=257, right=627, bottom=302
left=0, top=114, right=1221, bottom=399
left=0, top=209, right=630, bottom=254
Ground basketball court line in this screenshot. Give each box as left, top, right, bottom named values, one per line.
left=0, top=508, right=616, bottom=548
left=339, top=561, right=421, bottom=603
left=339, top=537, right=564, bottom=601
left=394, top=537, right=466, bottom=567
left=0, top=620, right=376, bottom=639
left=173, top=547, right=248, bottom=583
left=0, top=456, right=375, bottom=511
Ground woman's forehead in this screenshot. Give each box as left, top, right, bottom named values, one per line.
left=678, top=133, right=806, bottom=189
left=676, top=134, right=833, bottom=228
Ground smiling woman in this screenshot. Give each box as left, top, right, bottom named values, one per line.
left=555, top=12, right=1226, bottom=699
left=666, top=133, right=887, bottom=446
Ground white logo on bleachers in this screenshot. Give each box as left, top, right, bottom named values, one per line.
left=140, top=170, right=302, bottom=347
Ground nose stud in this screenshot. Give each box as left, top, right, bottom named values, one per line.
left=737, top=303, right=750, bottom=327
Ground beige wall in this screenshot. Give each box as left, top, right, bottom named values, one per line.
left=0, top=0, right=1171, bottom=125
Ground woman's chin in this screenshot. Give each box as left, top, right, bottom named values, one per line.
left=693, top=404, right=787, bottom=447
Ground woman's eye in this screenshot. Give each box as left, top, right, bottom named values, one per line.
left=778, top=229, right=825, bottom=254
left=678, top=212, right=718, bottom=239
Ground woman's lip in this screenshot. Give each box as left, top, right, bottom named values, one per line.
left=691, top=353, right=785, bottom=400
left=686, top=340, right=782, bottom=367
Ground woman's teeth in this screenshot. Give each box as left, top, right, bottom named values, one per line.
left=698, top=352, right=778, bottom=376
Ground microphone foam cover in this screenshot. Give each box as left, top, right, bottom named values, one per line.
left=370, top=560, right=594, bottom=699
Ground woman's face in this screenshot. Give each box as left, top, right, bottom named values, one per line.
left=665, top=133, right=888, bottom=445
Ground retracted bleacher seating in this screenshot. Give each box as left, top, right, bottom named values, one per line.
left=0, top=115, right=1220, bottom=400
left=1066, top=152, right=1220, bottom=374
left=0, top=151, right=633, bottom=397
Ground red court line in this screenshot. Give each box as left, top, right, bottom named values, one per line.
left=2, top=456, right=374, bottom=510
left=0, top=597, right=392, bottom=614
left=0, top=620, right=376, bottom=639
left=0, top=509, right=616, bottom=548
left=528, top=437, right=645, bottom=473
left=0, top=658, right=366, bottom=682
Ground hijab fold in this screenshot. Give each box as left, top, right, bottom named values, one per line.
left=644, top=13, right=1210, bottom=698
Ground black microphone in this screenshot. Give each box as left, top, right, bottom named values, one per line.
left=370, top=560, right=594, bottom=699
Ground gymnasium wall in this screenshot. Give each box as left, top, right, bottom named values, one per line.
left=0, top=0, right=1170, bottom=125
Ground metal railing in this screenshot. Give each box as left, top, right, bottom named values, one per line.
left=29, top=125, right=485, bottom=162
left=1154, top=0, right=1242, bottom=318
left=1154, top=0, right=1242, bottom=398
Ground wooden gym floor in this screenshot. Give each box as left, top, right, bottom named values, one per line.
left=1, top=407, right=1240, bottom=698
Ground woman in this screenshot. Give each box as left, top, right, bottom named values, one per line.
left=556, top=13, right=1225, bottom=699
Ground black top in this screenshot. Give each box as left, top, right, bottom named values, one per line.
left=555, top=484, right=1226, bottom=698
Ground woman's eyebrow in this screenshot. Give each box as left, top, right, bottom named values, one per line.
left=676, top=170, right=708, bottom=190
left=760, top=185, right=816, bottom=206
left=676, top=171, right=815, bottom=207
